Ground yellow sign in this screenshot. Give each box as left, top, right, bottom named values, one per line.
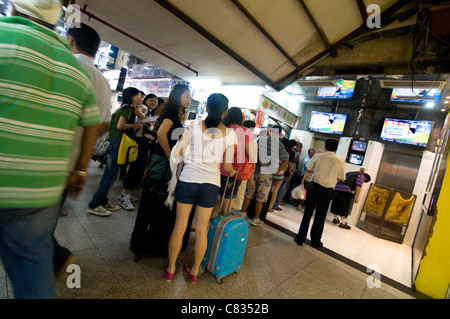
left=363, top=185, right=389, bottom=217
left=384, top=192, right=415, bottom=223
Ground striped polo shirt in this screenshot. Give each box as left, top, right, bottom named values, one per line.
left=0, top=17, right=100, bottom=208
left=334, top=171, right=365, bottom=193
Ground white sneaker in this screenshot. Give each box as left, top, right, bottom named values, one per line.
left=119, top=192, right=139, bottom=202
left=119, top=196, right=135, bottom=211
left=87, top=205, right=112, bottom=217
left=242, top=212, right=250, bottom=220
left=251, top=218, right=264, bottom=227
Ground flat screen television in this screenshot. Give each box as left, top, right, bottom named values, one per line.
left=390, top=87, right=441, bottom=103
left=309, top=111, right=347, bottom=135
left=348, top=153, right=365, bottom=165
left=351, top=140, right=368, bottom=152
left=316, top=79, right=356, bottom=99
left=346, top=139, right=368, bottom=166
left=380, top=118, right=434, bottom=147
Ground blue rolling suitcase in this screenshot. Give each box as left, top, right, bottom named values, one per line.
left=201, top=174, right=249, bottom=284
left=202, top=214, right=249, bottom=283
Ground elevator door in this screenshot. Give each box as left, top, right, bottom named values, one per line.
left=376, top=150, right=421, bottom=194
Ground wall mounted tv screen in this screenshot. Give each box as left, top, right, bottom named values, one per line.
left=346, top=140, right=368, bottom=166
left=348, top=153, right=364, bottom=165
left=390, top=87, right=441, bottom=103
left=380, top=118, right=434, bottom=147
left=309, top=111, right=347, bottom=135
left=316, top=80, right=356, bottom=99
left=351, top=140, right=368, bottom=152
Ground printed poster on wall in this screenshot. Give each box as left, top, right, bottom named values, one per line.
left=255, top=110, right=265, bottom=126
left=257, top=96, right=297, bottom=127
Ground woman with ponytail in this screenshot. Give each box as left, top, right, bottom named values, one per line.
left=215, top=107, right=256, bottom=215
left=164, top=93, right=237, bottom=284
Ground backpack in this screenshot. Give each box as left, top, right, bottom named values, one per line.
left=117, top=132, right=138, bottom=165
left=93, top=131, right=110, bottom=157
left=232, top=126, right=255, bottom=181
left=111, top=104, right=139, bottom=164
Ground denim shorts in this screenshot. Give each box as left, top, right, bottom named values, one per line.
left=175, top=181, right=220, bottom=208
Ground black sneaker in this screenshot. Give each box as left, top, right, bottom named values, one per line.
left=332, top=218, right=340, bottom=224
left=339, top=222, right=351, bottom=230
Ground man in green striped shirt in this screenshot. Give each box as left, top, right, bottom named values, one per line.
left=0, top=0, right=100, bottom=298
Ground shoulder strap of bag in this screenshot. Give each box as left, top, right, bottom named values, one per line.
left=110, top=104, right=134, bottom=140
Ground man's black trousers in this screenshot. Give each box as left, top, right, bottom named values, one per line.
left=295, top=182, right=333, bottom=245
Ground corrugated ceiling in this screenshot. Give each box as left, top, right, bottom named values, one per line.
left=69, top=0, right=432, bottom=90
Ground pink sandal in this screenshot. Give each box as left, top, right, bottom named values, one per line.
left=183, top=264, right=198, bottom=283
left=163, top=266, right=175, bottom=282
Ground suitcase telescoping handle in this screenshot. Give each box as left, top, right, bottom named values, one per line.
left=219, top=170, right=240, bottom=215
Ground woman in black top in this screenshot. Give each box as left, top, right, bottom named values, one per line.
left=146, top=84, right=191, bottom=182
left=155, top=84, right=191, bottom=159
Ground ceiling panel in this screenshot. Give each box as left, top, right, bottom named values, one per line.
left=305, top=0, right=364, bottom=44
left=166, top=0, right=296, bottom=82
left=68, top=0, right=435, bottom=90
left=237, top=0, right=328, bottom=68
left=77, top=0, right=264, bottom=85
left=363, top=0, right=401, bottom=12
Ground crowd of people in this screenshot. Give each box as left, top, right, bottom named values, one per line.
left=0, top=0, right=371, bottom=298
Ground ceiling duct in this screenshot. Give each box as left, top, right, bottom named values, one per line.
left=379, top=80, right=446, bottom=89
left=296, top=80, right=338, bottom=87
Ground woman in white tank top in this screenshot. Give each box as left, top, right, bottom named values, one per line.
left=164, top=93, right=237, bottom=283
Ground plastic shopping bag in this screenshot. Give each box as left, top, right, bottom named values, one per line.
left=292, top=185, right=306, bottom=200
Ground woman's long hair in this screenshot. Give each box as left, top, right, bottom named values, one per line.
left=205, top=93, right=229, bottom=129
left=153, top=84, right=190, bottom=130
left=222, top=106, right=243, bottom=127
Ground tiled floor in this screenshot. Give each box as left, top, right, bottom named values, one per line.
left=0, top=160, right=424, bottom=299
left=265, top=204, right=414, bottom=288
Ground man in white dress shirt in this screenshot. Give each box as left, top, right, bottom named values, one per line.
left=55, top=24, right=112, bottom=212
left=67, top=23, right=111, bottom=137
left=54, top=23, right=113, bottom=276
left=294, top=138, right=345, bottom=249
left=65, top=23, right=114, bottom=207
